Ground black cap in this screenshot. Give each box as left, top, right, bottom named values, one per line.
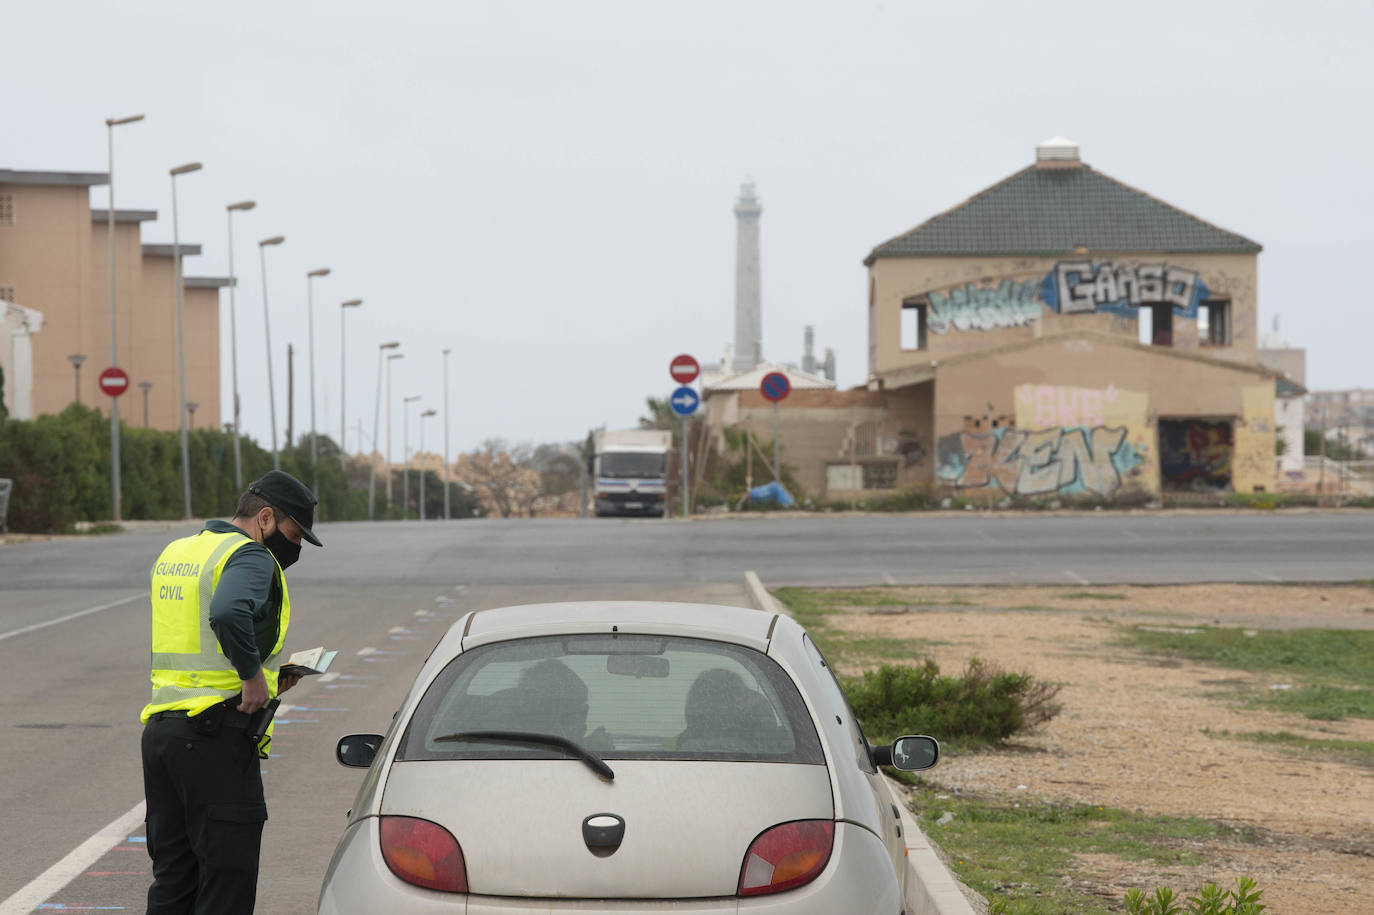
left=248, top=470, right=323, bottom=547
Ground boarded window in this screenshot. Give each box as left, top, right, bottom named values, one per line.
left=0, top=285, right=15, bottom=303
left=862, top=462, right=898, bottom=489
left=0, top=194, right=12, bottom=226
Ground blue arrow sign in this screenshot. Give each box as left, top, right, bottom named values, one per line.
left=669, top=385, right=699, bottom=416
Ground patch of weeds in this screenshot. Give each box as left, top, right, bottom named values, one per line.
left=1205, top=728, right=1374, bottom=768
left=1010, top=604, right=1057, bottom=612
left=1125, top=876, right=1266, bottom=915
left=1119, top=625, right=1374, bottom=686
left=1060, top=591, right=1128, bottom=600
left=772, top=587, right=939, bottom=667
left=906, top=781, right=1252, bottom=914
left=1252, top=684, right=1374, bottom=720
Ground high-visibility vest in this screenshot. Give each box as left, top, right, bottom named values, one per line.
left=140, top=529, right=291, bottom=754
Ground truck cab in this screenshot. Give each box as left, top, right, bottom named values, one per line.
left=593, top=429, right=671, bottom=517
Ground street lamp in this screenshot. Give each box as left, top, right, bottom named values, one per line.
left=67, top=353, right=86, bottom=404
left=170, top=161, right=203, bottom=520
left=138, top=381, right=152, bottom=427
left=306, top=267, right=330, bottom=492
left=258, top=235, right=286, bottom=469
left=442, top=348, right=451, bottom=520
left=186, top=401, right=198, bottom=431
left=105, top=112, right=144, bottom=524
left=340, top=299, right=362, bottom=461
left=368, top=341, right=400, bottom=520
left=225, top=199, right=255, bottom=489
left=403, top=394, right=421, bottom=516
left=386, top=351, right=404, bottom=502
left=420, top=408, right=436, bottom=520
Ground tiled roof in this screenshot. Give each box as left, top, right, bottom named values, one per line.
left=866, top=163, right=1261, bottom=262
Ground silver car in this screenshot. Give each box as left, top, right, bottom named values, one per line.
left=318, top=602, right=937, bottom=913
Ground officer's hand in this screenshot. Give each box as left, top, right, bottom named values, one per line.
left=238, top=669, right=270, bottom=713
left=278, top=671, right=303, bottom=694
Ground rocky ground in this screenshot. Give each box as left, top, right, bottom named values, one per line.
left=831, top=584, right=1374, bottom=913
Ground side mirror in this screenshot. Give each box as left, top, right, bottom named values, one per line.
left=336, top=733, right=384, bottom=768
left=873, top=735, right=939, bottom=771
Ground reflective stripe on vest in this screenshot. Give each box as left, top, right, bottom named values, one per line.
left=141, top=529, right=291, bottom=722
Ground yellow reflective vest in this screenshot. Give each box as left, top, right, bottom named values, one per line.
left=140, top=528, right=290, bottom=756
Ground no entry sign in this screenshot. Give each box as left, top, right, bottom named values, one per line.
left=760, top=371, right=790, bottom=402
left=669, top=353, right=699, bottom=385
left=99, top=366, right=130, bottom=398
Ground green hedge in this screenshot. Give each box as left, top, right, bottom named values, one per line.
left=0, top=404, right=453, bottom=532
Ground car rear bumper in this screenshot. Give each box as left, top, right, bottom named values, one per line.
left=318, top=818, right=900, bottom=914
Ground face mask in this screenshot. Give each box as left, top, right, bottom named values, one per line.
left=264, top=526, right=302, bottom=571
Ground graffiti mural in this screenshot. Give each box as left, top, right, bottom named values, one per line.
left=936, top=424, right=1144, bottom=497
left=914, top=262, right=1214, bottom=334
left=1159, top=419, right=1232, bottom=490
left=1039, top=261, right=1210, bottom=317
left=927, top=279, right=1046, bottom=334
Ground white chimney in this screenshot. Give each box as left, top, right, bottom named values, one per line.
left=1035, top=136, right=1080, bottom=166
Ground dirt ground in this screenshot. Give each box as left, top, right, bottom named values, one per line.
left=829, top=584, right=1374, bottom=913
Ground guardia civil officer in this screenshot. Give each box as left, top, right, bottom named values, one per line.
left=140, top=470, right=322, bottom=914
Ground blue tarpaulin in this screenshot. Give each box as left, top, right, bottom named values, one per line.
left=749, top=480, right=795, bottom=507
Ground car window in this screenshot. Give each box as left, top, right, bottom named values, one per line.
left=802, top=634, right=877, bottom=774
left=398, top=634, right=823, bottom=764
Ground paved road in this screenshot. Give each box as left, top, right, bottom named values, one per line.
left=0, top=512, right=1370, bottom=911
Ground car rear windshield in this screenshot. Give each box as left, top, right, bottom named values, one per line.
left=398, top=634, right=823, bottom=764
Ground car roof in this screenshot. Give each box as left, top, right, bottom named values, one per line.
left=459, top=601, right=779, bottom=653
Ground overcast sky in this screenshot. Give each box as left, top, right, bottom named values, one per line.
left=6, top=0, right=1371, bottom=459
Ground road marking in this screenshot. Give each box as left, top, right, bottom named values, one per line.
left=318, top=672, right=340, bottom=683
left=882, top=573, right=897, bottom=586
left=0, top=800, right=145, bottom=914
left=1253, top=569, right=1283, bottom=582
left=1063, top=569, right=1089, bottom=585
left=356, top=646, right=376, bottom=656
left=0, top=594, right=141, bottom=644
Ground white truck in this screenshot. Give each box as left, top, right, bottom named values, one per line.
left=592, top=428, right=671, bottom=517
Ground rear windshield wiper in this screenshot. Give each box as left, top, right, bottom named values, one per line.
left=434, top=730, right=615, bottom=781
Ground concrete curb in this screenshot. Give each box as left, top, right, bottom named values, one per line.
left=742, top=571, right=979, bottom=915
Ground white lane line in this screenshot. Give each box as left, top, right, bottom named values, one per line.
left=356, top=646, right=376, bottom=656
left=882, top=573, right=897, bottom=586
left=0, top=593, right=141, bottom=644
left=1253, top=569, right=1283, bottom=583
left=0, top=800, right=146, bottom=914
left=1063, top=569, right=1089, bottom=585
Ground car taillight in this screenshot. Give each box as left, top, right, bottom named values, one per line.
left=738, top=819, right=834, bottom=896
left=379, top=816, right=468, bottom=893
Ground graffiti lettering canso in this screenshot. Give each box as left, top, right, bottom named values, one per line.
left=921, top=262, right=1211, bottom=334
left=1040, top=262, right=1210, bottom=318
left=936, top=425, right=1145, bottom=497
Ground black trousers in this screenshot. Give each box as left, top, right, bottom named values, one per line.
left=142, top=714, right=268, bottom=915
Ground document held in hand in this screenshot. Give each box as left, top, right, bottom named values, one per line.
left=279, top=646, right=338, bottom=678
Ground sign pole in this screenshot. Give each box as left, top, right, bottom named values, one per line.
left=681, top=415, right=689, bottom=518
left=772, top=401, right=781, bottom=483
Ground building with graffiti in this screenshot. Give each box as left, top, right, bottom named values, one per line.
left=707, top=139, right=1291, bottom=504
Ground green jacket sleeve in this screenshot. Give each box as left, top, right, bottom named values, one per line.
left=208, top=543, right=276, bottom=681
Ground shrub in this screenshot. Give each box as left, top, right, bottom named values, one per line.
left=843, top=659, right=1061, bottom=745
left=1124, top=876, right=1265, bottom=915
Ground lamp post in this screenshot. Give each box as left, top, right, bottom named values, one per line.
left=368, top=341, right=400, bottom=520
left=403, top=395, right=421, bottom=516
left=170, top=161, right=202, bottom=520
left=385, top=352, right=403, bottom=501
left=67, top=353, right=86, bottom=404
left=186, top=401, right=198, bottom=431
left=340, top=299, right=362, bottom=461
left=225, top=200, right=255, bottom=489
left=258, top=235, right=286, bottom=469
left=105, top=112, right=143, bottom=524
left=138, top=381, right=152, bottom=427
left=442, top=348, right=451, bottom=520
left=306, top=267, right=330, bottom=492
left=420, top=408, right=436, bottom=520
